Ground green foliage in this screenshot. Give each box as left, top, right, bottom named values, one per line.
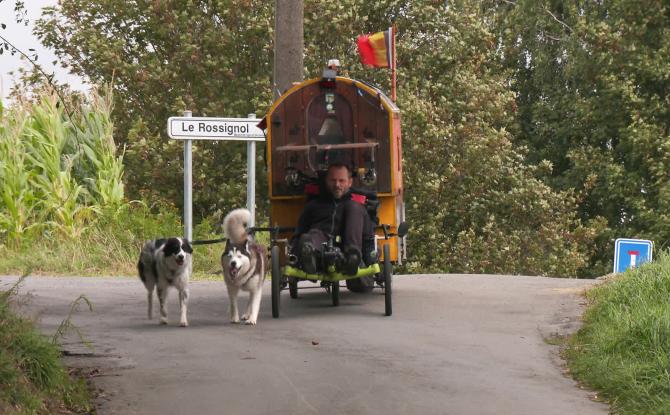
left=0, top=279, right=92, bottom=414
left=393, top=2, right=599, bottom=275
left=565, top=251, right=670, bottom=414
left=493, top=0, right=670, bottom=274
left=76, top=86, right=125, bottom=207
left=302, top=0, right=600, bottom=275
left=23, top=94, right=95, bottom=238
left=34, top=0, right=603, bottom=275
left=0, top=101, right=41, bottom=245
left=0, top=203, right=176, bottom=276
left=0, top=86, right=222, bottom=276
left=0, top=88, right=125, bottom=246
left=303, top=0, right=401, bottom=86
left=0, top=202, right=225, bottom=277
left=36, top=0, right=275, bottom=219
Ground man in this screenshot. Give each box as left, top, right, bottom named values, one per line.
left=293, top=163, right=375, bottom=292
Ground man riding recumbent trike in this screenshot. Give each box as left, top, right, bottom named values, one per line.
left=256, top=61, right=408, bottom=317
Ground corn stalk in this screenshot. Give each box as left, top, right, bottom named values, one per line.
left=75, top=87, right=125, bottom=207
left=22, top=94, right=95, bottom=238
left=0, top=102, right=42, bottom=247
left=0, top=88, right=124, bottom=244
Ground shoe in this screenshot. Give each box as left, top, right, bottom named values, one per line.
left=364, top=250, right=379, bottom=266
left=322, top=245, right=342, bottom=271
left=342, top=247, right=361, bottom=276
left=300, top=243, right=318, bottom=274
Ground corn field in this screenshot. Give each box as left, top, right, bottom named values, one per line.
left=0, top=88, right=125, bottom=247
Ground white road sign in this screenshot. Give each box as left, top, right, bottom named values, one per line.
left=167, top=117, right=265, bottom=141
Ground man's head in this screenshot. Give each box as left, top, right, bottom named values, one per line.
left=326, top=164, right=353, bottom=199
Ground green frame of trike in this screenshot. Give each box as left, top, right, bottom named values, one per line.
left=268, top=239, right=394, bottom=318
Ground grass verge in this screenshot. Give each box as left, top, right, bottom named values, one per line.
left=564, top=251, right=670, bottom=414
left=0, top=203, right=235, bottom=279
left=0, top=278, right=93, bottom=414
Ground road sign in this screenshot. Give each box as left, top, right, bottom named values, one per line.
left=168, top=112, right=263, bottom=241
left=167, top=116, right=265, bottom=141
left=613, top=238, right=653, bottom=273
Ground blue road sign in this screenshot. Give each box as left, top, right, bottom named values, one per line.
left=614, top=238, right=653, bottom=273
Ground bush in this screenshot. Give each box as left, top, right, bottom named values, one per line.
left=0, top=202, right=226, bottom=277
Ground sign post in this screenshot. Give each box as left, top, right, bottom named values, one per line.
left=246, top=114, right=257, bottom=228
left=167, top=113, right=265, bottom=240
left=183, top=110, right=193, bottom=241
left=613, top=238, right=653, bottom=273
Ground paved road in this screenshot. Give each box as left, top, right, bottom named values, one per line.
left=1, top=274, right=608, bottom=415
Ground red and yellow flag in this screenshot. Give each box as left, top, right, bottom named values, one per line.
left=357, top=27, right=394, bottom=69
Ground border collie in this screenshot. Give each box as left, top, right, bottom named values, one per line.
left=138, top=237, right=193, bottom=327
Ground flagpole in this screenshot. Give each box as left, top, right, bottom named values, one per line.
left=391, top=24, right=397, bottom=102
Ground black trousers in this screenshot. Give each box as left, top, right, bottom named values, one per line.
left=296, top=200, right=375, bottom=293
left=297, top=199, right=373, bottom=254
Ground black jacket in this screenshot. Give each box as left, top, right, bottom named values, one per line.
left=295, top=191, right=353, bottom=238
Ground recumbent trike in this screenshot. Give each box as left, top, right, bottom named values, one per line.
left=255, top=63, right=408, bottom=317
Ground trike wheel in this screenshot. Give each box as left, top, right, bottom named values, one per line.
left=383, top=244, right=392, bottom=316
left=271, top=245, right=281, bottom=318
left=331, top=281, right=340, bottom=306
left=289, top=277, right=298, bottom=299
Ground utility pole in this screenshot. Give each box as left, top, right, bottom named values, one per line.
left=274, top=0, right=304, bottom=99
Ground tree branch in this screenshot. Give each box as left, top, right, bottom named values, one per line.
left=0, top=33, right=76, bottom=121
left=544, top=6, right=573, bottom=33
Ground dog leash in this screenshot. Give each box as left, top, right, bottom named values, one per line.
left=191, top=237, right=227, bottom=246
left=190, top=226, right=296, bottom=246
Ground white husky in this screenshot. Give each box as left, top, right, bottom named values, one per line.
left=221, top=209, right=268, bottom=325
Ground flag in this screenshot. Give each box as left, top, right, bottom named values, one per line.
left=357, top=27, right=394, bottom=69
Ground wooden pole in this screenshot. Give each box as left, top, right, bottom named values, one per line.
left=274, top=0, right=304, bottom=99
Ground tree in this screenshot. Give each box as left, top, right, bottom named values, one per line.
left=36, top=0, right=275, bottom=218
left=35, top=0, right=402, bottom=218
left=393, top=1, right=598, bottom=275
left=0, top=1, right=71, bottom=111
left=299, top=0, right=598, bottom=275
left=0, top=1, right=27, bottom=50
left=36, top=0, right=598, bottom=275
left=494, top=0, right=670, bottom=274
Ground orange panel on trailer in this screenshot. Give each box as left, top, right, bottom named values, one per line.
left=270, top=198, right=304, bottom=231
left=376, top=196, right=400, bottom=261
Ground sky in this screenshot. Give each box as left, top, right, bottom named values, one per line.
left=0, top=0, right=87, bottom=101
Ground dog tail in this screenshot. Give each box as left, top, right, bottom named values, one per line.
left=223, top=208, right=251, bottom=244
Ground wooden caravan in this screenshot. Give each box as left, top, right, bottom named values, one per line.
left=259, top=64, right=407, bottom=317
